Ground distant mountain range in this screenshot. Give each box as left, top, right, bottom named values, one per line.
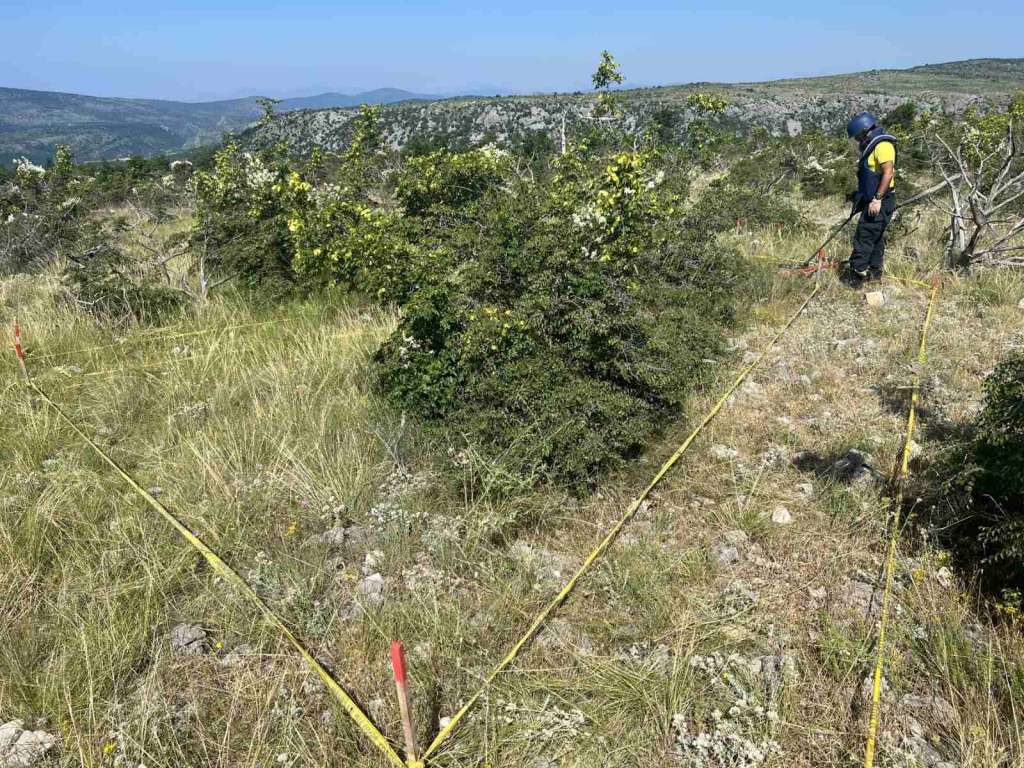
left=0, top=87, right=436, bottom=164
left=2, top=58, right=1023, bottom=165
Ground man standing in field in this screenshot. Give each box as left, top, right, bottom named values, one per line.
left=844, top=111, right=897, bottom=285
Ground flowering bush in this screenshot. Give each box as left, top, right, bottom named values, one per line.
left=1, top=146, right=93, bottom=274
left=191, top=143, right=297, bottom=291
left=375, top=143, right=744, bottom=490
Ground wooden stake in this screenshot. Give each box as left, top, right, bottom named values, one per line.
left=390, top=640, right=418, bottom=764
left=12, top=317, right=28, bottom=381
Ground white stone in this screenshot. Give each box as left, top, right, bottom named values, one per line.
left=358, top=573, right=386, bottom=605
left=770, top=506, right=793, bottom=525
left=2, top=726, right=57, bottom=768
left=168, top=623, right=206, bottom=654
left=710, top=444, right=739, bottom=461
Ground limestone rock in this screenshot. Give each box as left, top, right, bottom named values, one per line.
left=357, top=573, right=386, bottom=606
left=0, top=721, right=57, bottom=768
left=770, top=506, right=793, bottom=525
left=710, top=444, right=739, bottom=461
left=714, top=545, right=740, bottom=567
left=169, top=623, right=207, bottom=655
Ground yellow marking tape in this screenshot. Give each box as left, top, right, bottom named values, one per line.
left=862, top=279, right=940, bottom=768
left=884, top=273, right=935, bottom=289
left=20, top=376, right=407, bottom=768
left=422, top=284, right=821, bottom=760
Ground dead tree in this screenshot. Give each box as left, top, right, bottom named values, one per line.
left=924, top=103, right=1024, bottom=269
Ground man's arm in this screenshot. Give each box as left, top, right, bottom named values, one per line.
left=867, top=161, right=894, bottom=215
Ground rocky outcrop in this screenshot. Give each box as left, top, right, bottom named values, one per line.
left=246, top=82, right=1000, bottom=157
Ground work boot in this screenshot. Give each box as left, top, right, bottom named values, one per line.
left=841, top=266, right=868, bottom=288
left=868, top=269, right=883, bottom=283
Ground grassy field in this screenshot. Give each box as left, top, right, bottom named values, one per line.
left=2, top=209, right=1023, bottom=767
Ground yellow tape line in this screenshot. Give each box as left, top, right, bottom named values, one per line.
left=422, top=284, right=821, bottom=760
left=862, top=279, right=940, bottom=768
left=884, top=273, right=935, bottom=289
left=23, top=379, right=407, bottom=768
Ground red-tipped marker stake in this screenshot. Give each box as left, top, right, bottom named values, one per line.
left=390, top=640, right=418, bottom=763
left=12, top=318, right=28, bottom=380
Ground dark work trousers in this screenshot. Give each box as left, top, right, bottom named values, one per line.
left=850, top=193, right=896, bottom=276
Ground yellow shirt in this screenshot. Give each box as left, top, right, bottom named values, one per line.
left=866, top=140, right=896, bottom=189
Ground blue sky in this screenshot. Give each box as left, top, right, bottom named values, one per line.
left=2, top=0, right=1021, bottom=101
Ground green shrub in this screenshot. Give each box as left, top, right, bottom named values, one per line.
left=63, top=245, right=186, bottom=324
left=931, top=350, right=1024, bottom=594
left=191, top=143, right=297, bottom=292
left=1, top=148, right=92, bottom=274
left=689, top=177, right=805, bottom=235
left=374, top=147, right=743, bottom=491
left=394, top=146, right=510, bottom=216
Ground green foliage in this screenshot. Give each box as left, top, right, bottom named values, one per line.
left=0, top=147, right=95, bottom=274
left=374, top=145, right=743, bottom=490
left=191, top=143, right=297, bottom=291
left=395, top=146, right=509, bottom=216
left=592, top=50, right=625, bottom=119
left=931, top=349, right=1024, bottom=595
left=63, top=245, right=186, bottom=324
left=686, top=92, right=727, bottom=115
left=690, top=176, right=805, bottom=235
left=681, top=92, right=731, bottom=168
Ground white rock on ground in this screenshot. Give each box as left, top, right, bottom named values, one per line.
left=770, top=506, right=793, bottom=525
left=710, top=444, right=739, bottom=461
left=357, top=573, right=386, bottom=605
left=168, top=623, right=207, bottom=655
left=0, top=720, right=57, bottom=768
left=714, top=545, right=740, bottom=566
left=362, top=550, right=384, bottom=575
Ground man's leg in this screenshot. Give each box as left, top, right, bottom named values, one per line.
left=869, top=196, right=896, bottom=279
left=849, top=210, right=878, bottom=282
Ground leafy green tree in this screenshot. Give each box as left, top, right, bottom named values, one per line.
left=684, top=92, right=729, bottom=168
left=592, top=50, right=625, bottom=119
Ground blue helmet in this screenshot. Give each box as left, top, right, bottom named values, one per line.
left=847, top=112, right=878, bottom=139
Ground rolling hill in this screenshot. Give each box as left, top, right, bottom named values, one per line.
left=0, top=87, right=435, bottom=164
left=2, top=58, right=1022, bottom=164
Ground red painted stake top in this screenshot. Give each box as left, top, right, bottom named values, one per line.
left=13, top=318, right=25, bottom=361
left=390, top=640, right=407, bottom=685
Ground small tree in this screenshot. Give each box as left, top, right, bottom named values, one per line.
left=923, top=95, right=1024, bottom=269
left=591, top=50, right=625, bottom=119
left=684, top=92, right=729, bottom=168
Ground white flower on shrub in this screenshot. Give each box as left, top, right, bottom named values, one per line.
left=478, top=143, right=509, bottom=160
left=14, top=157, right=45, bottom=178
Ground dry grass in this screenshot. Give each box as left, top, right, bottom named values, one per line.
left=1, top=209, right=1022, bottom=767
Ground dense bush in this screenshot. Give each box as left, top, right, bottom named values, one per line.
left=930, top=350, right=1024, bottom=596
left=62, top=244, right=186, bottom=324
left=689, top=177, right=805, bottom=235
left=191, top=143, right=297, bottom=292
left=373, top=146, right=744, bottom=490
left=0, top=148, right=93, bottom=274
left=721, top=132, right=852, bottom=202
